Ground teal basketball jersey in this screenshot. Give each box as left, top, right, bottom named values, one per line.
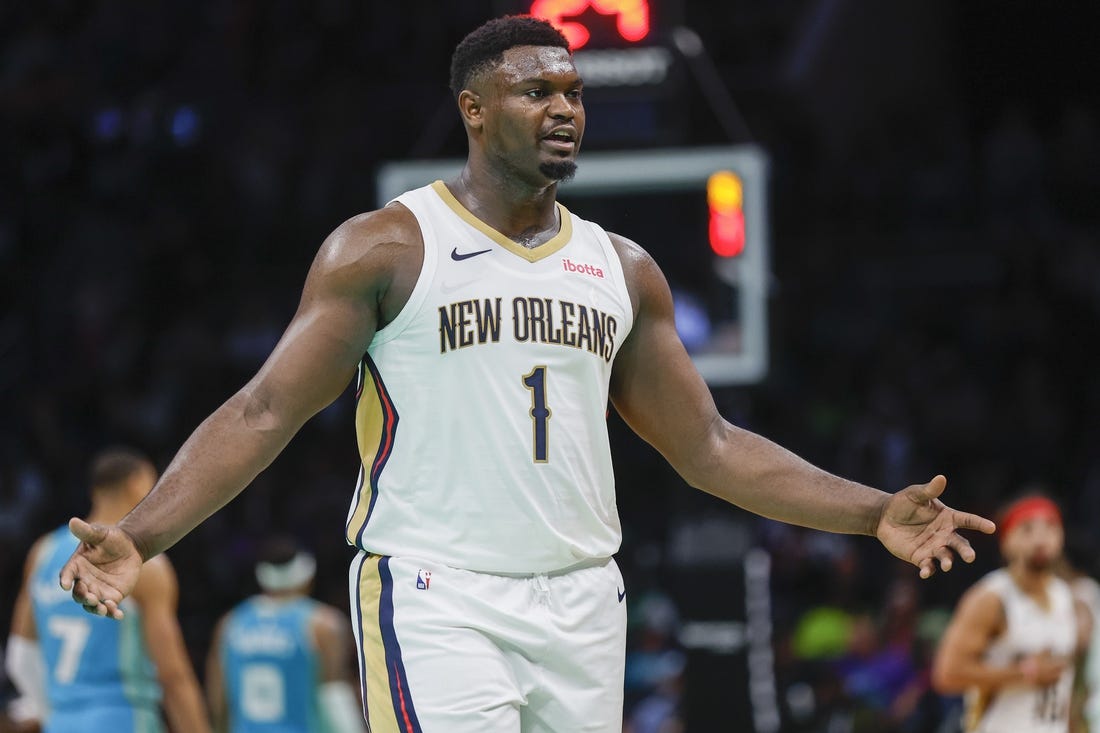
left=30, top=526, right=164, bottom=733
left=221, top=596, right=324, bottom=732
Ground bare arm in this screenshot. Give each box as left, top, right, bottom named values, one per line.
left=1076, top=597, right=1094, bottom=657
left=311, top=607, right=366, bottom=733
left=117, top=209, right=416, bottom=560
left=10, top=538, right=43, bottom=640
left=608, top=234, right=994, bottom=576
left=204, top=617, right=229, bottom=733
left=1072, top=596, right=1095, bottom=732
left=61, top=206, right=423, bottom=616
left=6, top=539, right=47, bottom=725
left=312, top=607, right=357, bottom=684
left=133, top=556, right=210, bottom=733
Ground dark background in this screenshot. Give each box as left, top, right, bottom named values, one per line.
left=2, top=1, right=1099, bottom=731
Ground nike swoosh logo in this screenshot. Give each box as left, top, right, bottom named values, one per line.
left=617, top=588, right=626, bottom=603
left=451, top=247, right=492, bottom=261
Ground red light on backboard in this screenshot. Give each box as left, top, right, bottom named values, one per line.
left=707, top=171, right=746, bottom=257
left=529, top=0, right=651, bottom=49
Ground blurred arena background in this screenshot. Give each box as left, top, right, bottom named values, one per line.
left=2, top=1, right=1099, bottom=731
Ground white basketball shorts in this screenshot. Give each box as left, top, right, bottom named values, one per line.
left=348, top=551, right=627, bottom=733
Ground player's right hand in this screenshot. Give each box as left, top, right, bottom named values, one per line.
left=58, top=518, right=143, bottom=620
left=1018, top=651, right=1067, bottom=686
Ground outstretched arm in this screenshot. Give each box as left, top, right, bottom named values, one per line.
left=60, top=207, right=422, bottom=617
left=608, top=234, right=994, bottom=577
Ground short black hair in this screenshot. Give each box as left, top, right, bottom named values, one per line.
left=256, top=535, right=305, bottom=566
left=995, top=485, right=1059, bottom=523
left=449, top=15, right=570, bottom=98
left=89, top=447, right=152, bottom=492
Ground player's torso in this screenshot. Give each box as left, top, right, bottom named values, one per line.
left=222, top=597, right=321, bottom=733
left=30, top=527, right=162, bottom=724
left=345, top=181, right=634, bottom=574
left=968, top=569, right=1077, bottom=733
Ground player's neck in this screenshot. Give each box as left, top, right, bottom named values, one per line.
left=86, top=501, right=131, bottom=526
left=1007, top=562, right=1051, bottom=596
left=449, top=163, right=560, bottom=243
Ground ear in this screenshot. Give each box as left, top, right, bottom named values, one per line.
left=458, top=89, right=484, bottom=130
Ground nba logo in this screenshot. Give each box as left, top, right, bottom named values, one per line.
left=416, top=570, right=431, bottom=590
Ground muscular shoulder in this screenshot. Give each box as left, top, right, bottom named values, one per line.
left=21, top=533, right=53, bottom=580
left=309, top=603, right=355, bottom=678
left=310, top=603, right=351, bottom=637
left=955, top=583, right=1007, bottom=637
left=606, top=231, right=670, bottom=320
left=309, top=603, right=353, bottom=650
left=132, top=554, right=178, bottom=605
left=209, top=612, right=231, bottom=649
left=321, top=203, right=422, bottom=268
left=314, top=203, right=424, bottom=324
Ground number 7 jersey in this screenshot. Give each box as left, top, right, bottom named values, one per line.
left=345, top=181, right=634, bottom=574
left=30, top=526, right=163, bottom=731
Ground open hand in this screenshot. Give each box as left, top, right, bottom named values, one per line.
left=58, top=518, right=143, bottom=620
left=876, top=475, right=995, bottom=579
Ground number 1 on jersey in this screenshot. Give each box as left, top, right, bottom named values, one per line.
left=523, top=366, right=552, bottom=462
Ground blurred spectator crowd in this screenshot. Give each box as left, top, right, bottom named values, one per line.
left=3, top=2, right=1100, bottom=731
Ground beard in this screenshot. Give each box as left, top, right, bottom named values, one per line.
left=1024, top=552, right=1054, bottom=572
left=539, top=159, right=577, bottom=182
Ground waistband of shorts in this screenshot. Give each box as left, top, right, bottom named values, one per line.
left=359, top=550, right=611, bottom=578
left=488, top=556, right=612, bottom=578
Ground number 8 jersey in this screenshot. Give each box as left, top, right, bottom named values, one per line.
left=345, top=181, right=634, bottom=574
left=30, top=526, right=163, bottom=732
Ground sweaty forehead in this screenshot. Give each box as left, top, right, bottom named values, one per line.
left=494, top=45, right=578, bottom=84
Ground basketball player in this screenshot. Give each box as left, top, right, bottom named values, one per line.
left=60, top=16, right=995, bottom=732
left=932, top=494, right=1093, bottom=732
left=206, top=537, right=364, bottom=733
left=7, top=448, right=209, bottom=733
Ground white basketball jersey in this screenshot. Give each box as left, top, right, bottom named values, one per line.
left=967, top=569, right=1077, bottom=733
left=344, top=181, right=634, bottom=574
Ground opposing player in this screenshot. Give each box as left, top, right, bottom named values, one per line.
left=932, top=494, right=1093, bottom=732
left=60, top=16, right=995, bottom=732
left=206, top=537, right=364, bottom=733
left=7, top=448, right=209, bottom=733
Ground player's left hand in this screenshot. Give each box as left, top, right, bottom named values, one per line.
left=875, top=475, right=995, bottom=579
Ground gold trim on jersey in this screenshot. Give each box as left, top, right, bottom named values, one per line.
left=430, top=180, right=573, bottom=263
left=356, top=555, right=403, bottom=732
left=964, top=688, right=993, bottom=732
left=346, top=357, right=396, bottom=547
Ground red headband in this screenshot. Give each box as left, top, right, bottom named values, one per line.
left=999, top=496, right=1062, bottom=541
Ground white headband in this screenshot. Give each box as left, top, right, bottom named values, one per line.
left=255, top=551, right=317, bottom=592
